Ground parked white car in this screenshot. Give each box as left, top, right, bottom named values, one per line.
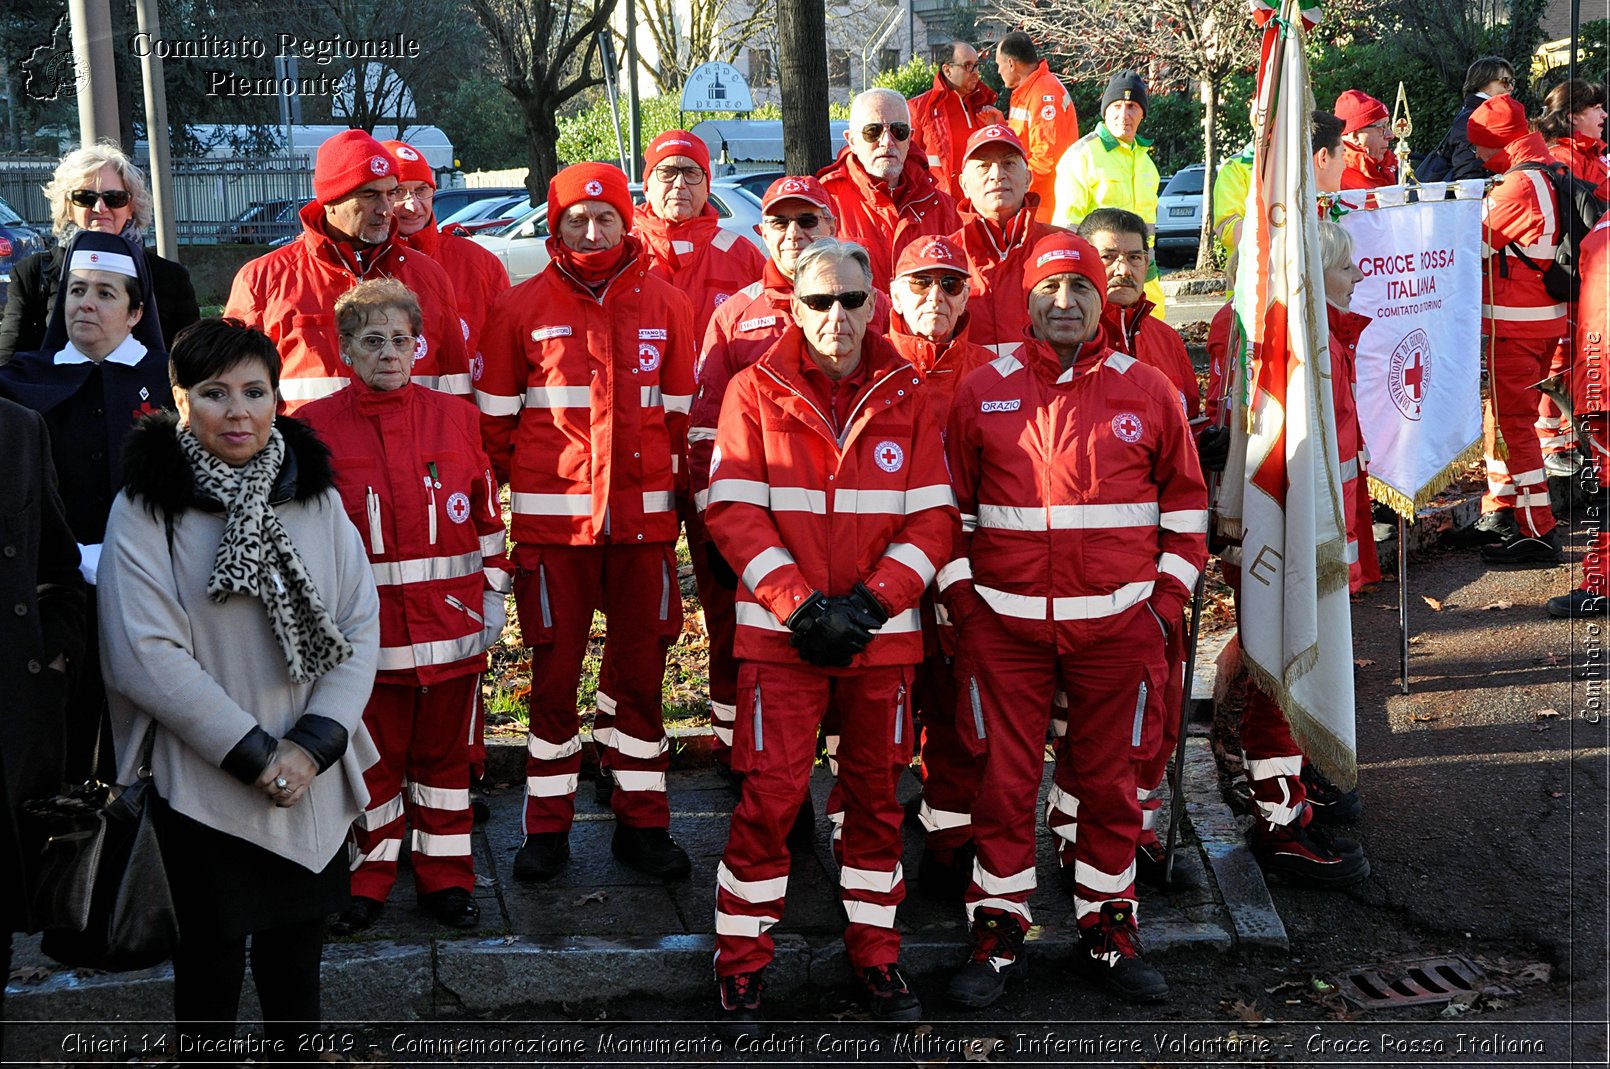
left=472, top=178, right=767, bottom=284
left=1154, top=164, right=1206, bottom=267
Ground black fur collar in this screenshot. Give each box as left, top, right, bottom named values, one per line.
left=121, top=410, right=334, bottom=516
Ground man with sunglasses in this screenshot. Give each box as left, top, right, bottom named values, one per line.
left=818, top=89, right=962, bottom=292
left=1335, top=90, right=1401, bottom=189
left=226, top=129, right=469, bottom=413
left=883, top=236, right=992, bottom=901
left=634, top=130, right=766, bottom=340
left=996, top=31, right=1079, bottom=223
left=940, top=232, right=1206, bottom=1009
left=706, top=237, right=957, bottom=1027
left=946, top=124, right=1067, bottom=354
left=909, top=43, right=1005, bottom=203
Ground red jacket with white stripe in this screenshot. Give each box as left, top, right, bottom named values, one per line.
left=1101, top=299, right=1201, bottom=420
left=298, top=380, right=511, bottom=685
left=817, top=150, right=964, bottom=291
left=948, top=206, right=1066, bottom=352
left=1327, top=304, right=1371, bottom=591
left=1482, top=133, right=1569, bottom=339
left=690, top=261, right=891, bottom=510
left=225, top=200, right=471, bottom=412
left=886, top=314, right=994, bottom=433
left=706, top=328, right=959, bottom=667
left=941, top=339, right=1208, bottom=649
left=909, top=71, right=1007, bottom=203
left=476, top=238, right=696, bottom=546
left=1576, top=218, right=1610, bottom=412
left=1548, top=133, right=1609, bottom=200
left=633, top=202, right=767, bottom=342
left=400, top=220, right=511, bottom=371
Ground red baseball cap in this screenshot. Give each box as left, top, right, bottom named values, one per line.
left=894, top=235, right=970, bottom=279
left=962, top=123, right=1026, bottom=163
left=761, top=175, right=832, bottom=214
left=1334, top=90, right=1389, bottom=135
left=381, top=140, right=435, bottom=188
left=1022, top=232, right=1106, bottom=307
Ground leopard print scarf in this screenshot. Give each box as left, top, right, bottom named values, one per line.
left=178, top=425, right=354, bottom=684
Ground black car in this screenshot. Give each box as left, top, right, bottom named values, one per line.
left=217, top=198, right=303, bottom=244
left=0, top=194, right=48, bottom=305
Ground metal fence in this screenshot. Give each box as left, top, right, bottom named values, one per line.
left=0, top=157, right=315, bottom=244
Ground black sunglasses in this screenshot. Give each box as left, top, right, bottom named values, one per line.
left=904, top=274, right=966, bottom=295
left=766, top=213, right=822, bottom=230
left=797, top=291, right=870, bottom=312
left=860, top=122, right=912, bottom=144
left=70, top=189, right=132, bottom=209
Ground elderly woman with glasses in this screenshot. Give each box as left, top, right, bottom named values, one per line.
left=0, top=143, right=198, bottom=366
left=297, top=278, right=510, bottom=937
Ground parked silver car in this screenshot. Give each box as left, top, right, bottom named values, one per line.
left=472, top=178, right=767, bottom=284
left=1154, top=164, right=1206, bottom=267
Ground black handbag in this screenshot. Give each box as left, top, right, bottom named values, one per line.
left=22, top=725, right=179, bottom=971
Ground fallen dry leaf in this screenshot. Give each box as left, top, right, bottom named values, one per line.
left=1517, top=962, right=1554, bottom=983
left=962, top=1037, right=1004, bottom=1062
left=1422, top=595, right=1444, bottom=611
left=1354, top=658, right=1375, bottom=668
left=1223, top=998, right=1271, bottom=1025
left=571, top=890, right=608, bottom=906
left=1410, top=712, right=1442, bottom=722
left=1535, top=708, right=1562, bottom=720
left=1481, top=599, right=1514, bottom=611
left=1408, top=634, right=1425, bottom=645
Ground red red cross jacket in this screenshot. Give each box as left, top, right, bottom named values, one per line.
left=1100, top=299, right=1201, bottom=420
left=400, top=220, right=511, bottom=370
left=1340, top=146, right=1401, bottom=190
left=947, top=206, right=1066, bottom=353
left=1549, top=133, right=1610, bottom=199
left=690, top=261, right=891, bottom=510
left=476, top=238, right=696, bottom=546
left=940, top=339, right=1209, bottom=649
left=299, top=380, right=512, bottom=685
left=1326, top=303, right=1372, bottom=590
left=705, top=328, right=959, bottom=668
left=1482, top=132, right=1569, bottom=339
left=817, top=150, right=963, bottom=291
left=909, top=72, right=1007, bottom=203
left=226, top=201, right=471, bottom=412
left=633, top=202, right=767, bottom=342
left=886, top=314, right=994, bottom=433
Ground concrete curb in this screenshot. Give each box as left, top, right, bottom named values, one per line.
left=1161, top=276, right=1227, bottom=297
left=1181, top=735, right=1289, bottom=952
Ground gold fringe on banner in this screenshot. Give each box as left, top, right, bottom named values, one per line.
left=1367, top=436, right=1486, bottom=520
left=1242, top=648, right=1358, bottom=790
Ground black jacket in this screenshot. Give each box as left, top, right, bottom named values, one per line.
left=1419, top=93, right=1491, bottom=183
left=0, top=245, right=199, bottom=367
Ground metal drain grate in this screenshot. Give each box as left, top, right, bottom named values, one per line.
left=1336, top=956, right=1516, bottom=1008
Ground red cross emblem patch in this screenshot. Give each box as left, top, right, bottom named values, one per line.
left=1111, top=412, right=1143, bottom=443
left=446, top=492, right=471, bottom=524
left=874, top=440, right=905, bottom=473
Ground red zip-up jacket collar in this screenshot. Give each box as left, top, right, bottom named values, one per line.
left=818, top=147, right=949, bottom=215
left=753, top=327, right=920, bottom=447
left=1100, top=297, right=1158, bottom=352
left=1341, top=146, right=1400, bottom=189
left=632, top=201, right=723, bottom=270
left=296, top=199, right=404, bottom=279
left=888, top=313, right=980, bottom=376
left=544, top=234, right=646, bottom=301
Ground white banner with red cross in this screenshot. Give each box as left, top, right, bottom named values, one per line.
left=1339, top=194, right=1484, bottom=516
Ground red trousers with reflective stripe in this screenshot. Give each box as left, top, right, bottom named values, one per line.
left=1539, top=340, right=1576, bottom=458
left=514, top=543, right=681, bottom=834
left=1222, top=564, right=1308, bottom=828
left=915, top=649, right=979, bottom=859
left=686, top=515, right=740, bottom=764
left=715, top=661, right=913, bottom=976
left=1482, top=335, right=1559, bottom=538
left=351, top=676, right=478, bottom=900
left=958, top=605, right=1162, bottom=928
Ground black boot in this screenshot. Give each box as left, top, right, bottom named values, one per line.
left=1076, top=901, right=1169, bottom=1003
left=1480, top=526, right=1563, bottom=566
left=513, top=832, right=570, bottom=881
left=612, top=824, right=693, bottom=880
left=946, top=906, right=1027, bottom=1009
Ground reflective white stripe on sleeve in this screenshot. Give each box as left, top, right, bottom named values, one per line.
left=840, top=864, right=903, bottom=893
left=960, top=512, right=978, bottom=533
left=717, top=861, right=788, bottom=902
left=712, top=723, right=733, bottom=745
left=359, top=794, right=405, bottom=830
left=481, top=531, right=507, bottom=556
left=880, top=542, right=937, bottom=585
left=476, top=389, right=522, bottom=416
left=425, top=373, right=473, bottom=396
left=528, top=733, right=582, bottom=761
left=843, top=901, right=898, bottom=928
left=411, top=830, right=472, bottom=856
left=1246, top=755, right=1305, bottom=780
left=879, top=608, right=922, bottom=634
left=370, top=549, right=481, bottom=586
left=512, top=493, right=591, bottom=516
left=905, top=483, right=958, bottom=512
left=936, top=558, right=973, bottom=591
left=1073, top=859, right=1137, bottom=894
left=407, top=783, right=470, bottom=810
left=526, top=385, right=591, bottom=408
left=1339, top=457, right=1360, bottom=482
left=715, top=911, right=780, bottom=937
left=735, top=602, right=791, bottom=632
left=641, top=385, right=663, bottom=408
left=1159, top=509, right=1210, bottom=534
left=972, top=861, right=1037, bottom=895
left=707, top=479, right=770, bottom=507
left=662, top=393, right=693, bottom=415
left=612, top=770, right=667, bottom=792
left=278, top=376, right=350, bottom=402
left=643, top=491, right=675, bottom=513
left=608, top=728, right=669, bottom=760
left=742, top=546, right=797, bottom=591
left=526, top=772, right=579, bottom=797
left=1157, top=552, right=1201, bottom=590
left=694, top=489, right=710, bottom=511
left=688, top=425, right=718, bottom=443
left=376, top=631, right=486, bottom=671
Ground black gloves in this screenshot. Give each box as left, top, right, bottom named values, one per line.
left=786, top=584, right=890, bottom=667
left=1198, top=425, right=1231, bottom=476
left=704, top=541, right=739, bottom=590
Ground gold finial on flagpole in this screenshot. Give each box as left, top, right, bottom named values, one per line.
left=1392, top=80, right=1415, bottom=185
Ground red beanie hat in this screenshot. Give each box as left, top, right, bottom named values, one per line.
left=314, top=129, right=398, bottom=205
left=1334, top=90, right=1389, bottom=135
left=644, top=130, right=712, bottom=182
left=1022, top=232, right=1106, bottom=307
left=1468, top=95, right=1530, bottom=149
left=381, top=140, right=435, bottom=188
left=547, top=162, right=635, bottom=230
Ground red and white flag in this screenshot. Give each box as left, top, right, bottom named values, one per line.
left=1218, top=0, right=1358, bottom=787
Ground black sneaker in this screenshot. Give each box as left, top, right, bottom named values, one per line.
left=329, top=896, right=384, bottom=936
left=1248, top=817, right=1370, bottom=888
left=946, top=907, right=1026, bottom=1009
left=1076, top=901, right=1169, bottom=1003
left=1134, top=838, right=1201, bottom=890
left=786, top=796, right=816, bottom=852
left=1480, top=527, right=1563, bottom=566
left=1300, top=764, right=1363, bottom=824
left=917, top=841, right=975, bottom=902
left=419, top=887, right=480, bottom=929
left=593, top=772, right=615, bottom=806
left=612, top=824, right=692, bottom=880
left=717, top=970, right=765, bottom=1036
left=1547, top=588, right=1609, bottom=618
left=513, top=832, right=570, bottom=881
left=859, top=962, right=922, bottom=1021
left=1444, top=510, right=1518, bottom=548
left=470, top=776, right=493, bottom=826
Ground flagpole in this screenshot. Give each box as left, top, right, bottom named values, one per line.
left=1398, top=515, right=1410, bottom=693
left=1163, top=562, right=1209, bottom=883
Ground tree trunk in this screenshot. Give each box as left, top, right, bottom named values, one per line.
left=1196, top=74, right=1219, bottom=270
left=776, top=0, right=831, bottom=174
left=520, top=97, right=562, bottom=194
